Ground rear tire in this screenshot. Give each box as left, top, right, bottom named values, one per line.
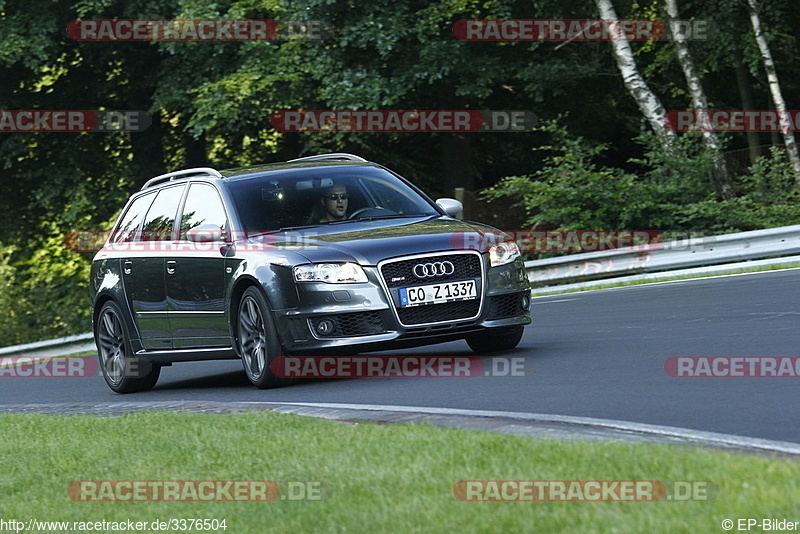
left=95, top=300, right=161, bottom=393
left=466, top=325, right=524, bottom=354
left=236, top=286, right=293, bottom=389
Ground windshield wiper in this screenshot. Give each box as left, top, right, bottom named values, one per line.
left=276, top=224, right=322, bottom=232
left=335, top=213, right=437, bottom=224
left=246, top=225, right=320, bottom=237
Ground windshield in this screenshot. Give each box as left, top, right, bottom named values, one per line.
left=228, top=165, right=439, bottom=234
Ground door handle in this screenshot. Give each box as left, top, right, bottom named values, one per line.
left=123, top=260, right=132, bottom=275
left=166, top=260, right=177, bottom=275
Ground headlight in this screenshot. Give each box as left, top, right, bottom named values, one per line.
left=489, top=241, right=521, bottom=267
left=293, top=263, right=368, bottom=283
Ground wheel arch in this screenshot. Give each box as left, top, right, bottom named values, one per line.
left=92, top=292, right=142, bottom=352
left=228, top=276, right=264, bottom=349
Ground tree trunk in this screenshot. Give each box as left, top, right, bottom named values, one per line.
left=734, top=58, right=762, bottom=165
left=438, top=85, right=473, bottom=199
left=665, top=0, right=735, bottom=199
left=594, top=0, right=677, bottom=153
left=745, top=0, right=800, bottom=190
left=130, top=111, right=166, bottom=189
left=185, top=133, right=208, bottom=168
left=442, top=134, right=473, bottom=198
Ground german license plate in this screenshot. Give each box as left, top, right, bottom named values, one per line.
left=398, top=280, right=477, bottom=307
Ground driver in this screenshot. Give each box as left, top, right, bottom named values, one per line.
left=318, top=184, right=349, bottom=222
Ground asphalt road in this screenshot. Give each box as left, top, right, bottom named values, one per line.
left=2, top=269, right=798, bottom=443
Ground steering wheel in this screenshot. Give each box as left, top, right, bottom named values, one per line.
left=347, top=207, right=396, bottom=220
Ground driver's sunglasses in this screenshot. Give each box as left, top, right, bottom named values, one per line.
left=324, top=193, right=349, bottom=201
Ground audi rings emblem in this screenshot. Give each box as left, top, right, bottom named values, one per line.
left=413, top=261, right=455, bottom=278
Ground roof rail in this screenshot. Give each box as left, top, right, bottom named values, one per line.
left=141, top=167, right=224, bottom=190
left=287, top=153, right=367, bottom=163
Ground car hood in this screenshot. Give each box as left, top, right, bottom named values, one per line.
left=243, top=216, right=507, bottom=265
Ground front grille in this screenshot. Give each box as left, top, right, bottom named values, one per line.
left=309, top=311, right=386, bottom=338
left=380, top=252, right=484, bottom=326
left=486, top=292, right=526, bottom=320
left=380, top=253, right=481, bottom=288
left=396, top=299, right=481, bottom=325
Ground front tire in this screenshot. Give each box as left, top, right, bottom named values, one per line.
left=95, top=300, right=160, bottom=393
left=466, top=325, right=524, bottom=354
left=236, top=286, right=291, bottom=389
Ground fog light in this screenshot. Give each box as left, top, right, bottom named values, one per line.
left=316, top=318, right=337, bottom=336
left=521, top=294, right=531, bottom=311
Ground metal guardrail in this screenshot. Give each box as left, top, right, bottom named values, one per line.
left=0, top=332, right=94, bottom=358
left=525, top=224, right=800, bottom=286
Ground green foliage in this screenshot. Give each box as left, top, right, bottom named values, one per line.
left=719, top=147, right=800, bottom=229
left=483, top=122, right=658, bottom=237
left=0, top=225, right=92, bottom=347
left=739, top=146, right=799, bottom=199
left=483, top=122, right=800, bottom=253
left=482, top=121, right=659, bottom=232
left=0, top=245, right=30, bottom=346
left=649, top=146, right=800, bottom=233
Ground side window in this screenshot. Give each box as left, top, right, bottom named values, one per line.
left=179, top=184, right=228, bottom=240
left=138, top=185, right=185, bottom=242
left=111, top=192, right=156, bottom=244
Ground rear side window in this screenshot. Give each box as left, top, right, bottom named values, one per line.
left=111, top=192, right=156, bottom=244
left=139, top=185, right=186, bottom=242
left=179, top=183, right=228, bottom=240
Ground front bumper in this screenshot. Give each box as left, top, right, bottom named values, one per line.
left=272, top=253, right=531, bottom=354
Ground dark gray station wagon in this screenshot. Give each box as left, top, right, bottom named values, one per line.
left=90, top=153, right=531, bottom=392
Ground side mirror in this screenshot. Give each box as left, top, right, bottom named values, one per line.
left=186, top=223, right=225, bottom=243
left=435, top=198, right=463, bottom=218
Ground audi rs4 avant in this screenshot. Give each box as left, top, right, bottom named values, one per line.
left=90, top=153, right=532, bottom=392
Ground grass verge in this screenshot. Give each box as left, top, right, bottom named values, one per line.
left=0, top=412, right=798, bottom=533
